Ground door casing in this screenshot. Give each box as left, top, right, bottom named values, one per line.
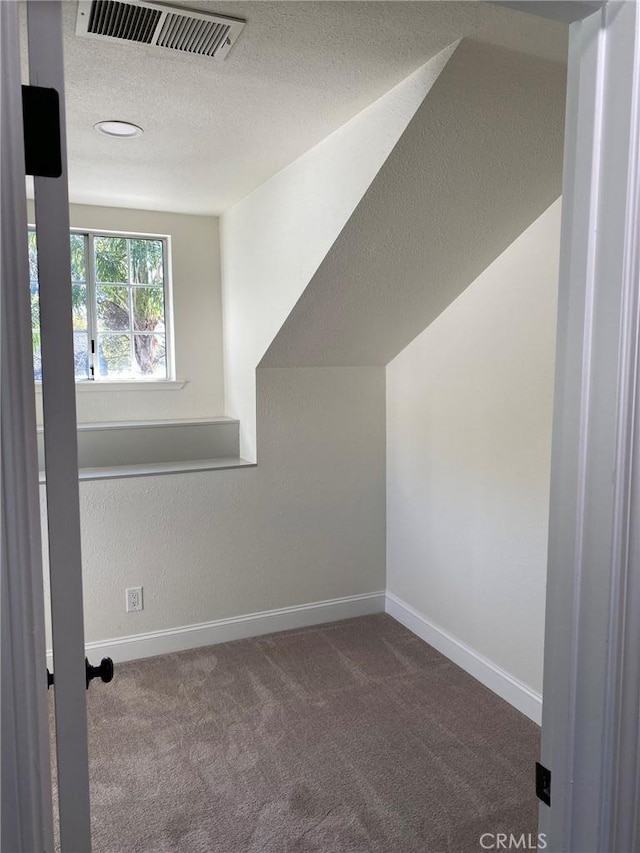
left=539, top=3, right=640, bottom=851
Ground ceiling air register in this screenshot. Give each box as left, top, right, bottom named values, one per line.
left=76, top=0, right=246, bottom=61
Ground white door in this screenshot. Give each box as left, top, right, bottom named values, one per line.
left=1, top=2, right=54, bottom=850
left=2, top=1, right=92, bottom=850
left=26, top=2, right=95, bottom=849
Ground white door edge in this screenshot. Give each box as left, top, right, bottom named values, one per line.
left=0, top=2, right=54, bottom=850
left=27, top=2, right=92, bottom=850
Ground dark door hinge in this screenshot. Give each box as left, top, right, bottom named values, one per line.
left=536, top=761, right=551, bottom=807
left=22, top=85, right=62, bottom=178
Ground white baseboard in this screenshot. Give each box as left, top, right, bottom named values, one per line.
left=385, top=591, right=542, bottom=725
left=47, top=589, right=541, bottom=725
left=47, top=591, right=385, bottom=668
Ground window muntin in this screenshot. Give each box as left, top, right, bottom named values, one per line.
left=29, top=229, right=170, bottom=382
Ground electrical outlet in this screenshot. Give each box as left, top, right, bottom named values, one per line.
left=126, top=587, right=143, bottom=612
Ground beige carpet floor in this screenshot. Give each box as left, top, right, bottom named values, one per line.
left=52, top=614, right=540, bottom=852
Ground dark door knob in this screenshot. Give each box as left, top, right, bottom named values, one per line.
left=85, top=657, right=114, bottom=689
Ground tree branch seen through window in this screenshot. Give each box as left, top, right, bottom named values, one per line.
left=29, top=230, right=169, bottom=381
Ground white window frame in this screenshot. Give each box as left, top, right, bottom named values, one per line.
left=29, top=225, right=175, bottom=383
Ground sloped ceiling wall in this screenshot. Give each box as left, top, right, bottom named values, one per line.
left=261, top=39, right=566, bottom=368
left=222, top=49, right=454, bottom=459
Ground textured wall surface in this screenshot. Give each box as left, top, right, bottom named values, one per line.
left=42, top=367, right=386, bottom=645
left=263, top=41, right=565, bottom=368
left=386, top=200, right=561, bottom=694
left=221, top=52, right=452, bottom=459
left=28, top=203, right=224, bottom=424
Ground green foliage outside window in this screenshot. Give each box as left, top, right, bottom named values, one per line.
left=29, top=230, right=168, bottom=381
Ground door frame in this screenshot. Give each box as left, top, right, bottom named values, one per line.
left=539, top=2, right=640, bottom=850
left=3, top=1, right=640, bottom=851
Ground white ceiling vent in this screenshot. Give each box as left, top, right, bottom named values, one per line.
left=76, top=1, right=246, bottom=61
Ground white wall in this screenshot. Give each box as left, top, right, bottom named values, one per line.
left=386, top=199, right=561, bottom=695
left=42, top=366, right=386, bottom=645
left=263, top=41, right=565, bottom=372
left=221, top=50, right=454, bottom=460
left=28, top=202, right=225, bottom=423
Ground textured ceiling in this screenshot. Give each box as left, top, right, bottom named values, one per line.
left=23, top=2, right=567, bottom=214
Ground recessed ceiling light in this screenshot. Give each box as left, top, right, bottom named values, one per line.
left=94, top=120, right=143, bottom=138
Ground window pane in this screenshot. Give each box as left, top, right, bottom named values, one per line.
left=70, top=234, right=86, bottom=282
left=97, top=285, right=130, bottom=331
left=97, top=334, right=132, bottom=378
left=73, top=331, right=90, bottom=379
left=133, top=287, right=164, bottom=331
left=28, top=229, right=170, bottom=383
left=31, top=282, right=41, bottom=381
left=94, top=236, right=127, bottom=283
left=133, top=334, right=166, bottom=378
left=130, top=239, right=163, bottom=285
left=28, top=231, right=38, bottom=281
left=72, top=283, right=88, bottom=331
left=72, top=280, right=89, bottom=377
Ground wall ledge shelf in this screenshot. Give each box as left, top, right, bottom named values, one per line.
left=37, top=417, right=243, bottom=475
left=34, top=380, right=189, bottom=393
left=38, top=457, right=255, bottom=484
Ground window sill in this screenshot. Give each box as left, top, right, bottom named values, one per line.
left=34, top=380, right=188, bottom=393
left=38, top=457, right=255, bottom=483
